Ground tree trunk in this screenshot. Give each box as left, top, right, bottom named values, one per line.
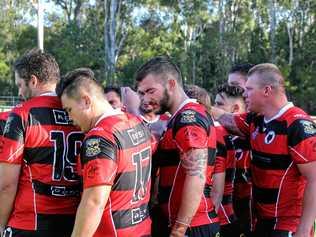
left=218, top=0, right=224, bottom=49
left=268, top=0, right=277, bottom=63
left=104, top=0, right=118, bottom=85
left=287, top=23, right=293, bottom=65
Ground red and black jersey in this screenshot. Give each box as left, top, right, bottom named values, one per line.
left=81, top=111, right=153, bottom=237
left=214, top=123, right=236, bottom=225
left=233, top=136, right=251, bottom=200
left=0, top=111, right=9, bottom=135
left=0, top=95, right=84, bottom=231
left=234, top=103, right=316, bottom=232
left=155, top=99, right=218, bottom=227
left=141, top=113, right=169, bottom=140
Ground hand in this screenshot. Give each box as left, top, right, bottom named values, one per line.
left=293, top=227, right=312, bottom=237
left=120, top=87, right=140, bottom=115
left=169, top=221, right=188, bottom=237
left=169, top=227, right=186, bottom=237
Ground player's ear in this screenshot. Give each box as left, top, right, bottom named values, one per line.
left=81, top=93, right=92, bottom=110
left=29, top=75, right=39, bottom=88
left=167, top=78, right=176, bottom=90
left=232, top=103, right=240, bottom=113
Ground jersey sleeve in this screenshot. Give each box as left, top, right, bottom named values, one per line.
left=0, top=111, right=25, bottom=164
left=214, top=141, right=226, bottom=174
left=81, top=135, right=118, bottom=189
left=288, top=119, right=316, bottom=164
left=173, top=109, right=210, bottom=153
left=233, top=112, right=253, bottom=137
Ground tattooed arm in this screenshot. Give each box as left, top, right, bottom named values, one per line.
left=170, top=148, right=208, bottom=237
left=212, top=106, right=244, bottom=136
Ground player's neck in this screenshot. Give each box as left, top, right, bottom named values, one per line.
left=90, top=101, right=115, bottom=129
left=142, top=112, right=157, bottom=122
left=33, top=84, right=56, bottom=97
left=262, top=95, right=289, bottom=121
left=169, top=90, right=189, bottom=115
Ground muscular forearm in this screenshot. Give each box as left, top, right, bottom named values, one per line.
left=170, top=148, right=208, bottom=236
left=71, top=186, right=110, bottom=237
left=294, top=180, right=316, bottom=237
left=217, top=113, right=244, bottom=136
left=173, top=175, right=205, bottom=234
left=0, top=186, right=17, bottom=230
left=71, top=199, right=105, bottom=237
left=210, top=172, right=225, bottom=212
left=0, top=163, right=20, bottom=232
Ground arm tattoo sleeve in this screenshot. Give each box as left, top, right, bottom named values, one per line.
left=181, top=149, right=208, bottom=180
left=218, top=113, right=244, bottom=136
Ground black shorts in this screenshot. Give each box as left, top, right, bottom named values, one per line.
left=253, top=220, right=293, bottom=237
left=185, top=222, right=220, bottom=237
left=234, top=197, right=252, bottom=236
left=3, top=226, right=72, bottom=237
left=220, top=221, right=245, bottom=237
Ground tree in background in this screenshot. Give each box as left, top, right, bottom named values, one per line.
left=0, top=0, right=315, bottom=113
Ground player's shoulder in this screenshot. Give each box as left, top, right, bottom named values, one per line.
left=12, top=96, right=60, bottom=114
left=160, top=113, right=171, bottom=121
left=0, top=111, right=10, bottom=120
left=282, top=106, right=312, bottom=126
left=176, top=102, right=210, bottom=122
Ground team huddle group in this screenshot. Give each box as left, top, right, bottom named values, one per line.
left=0, top=49, right=316, bottom=237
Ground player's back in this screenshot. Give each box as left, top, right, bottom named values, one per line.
left=1, top=95, right=84, bottom=231
left=82, top=112, right=152, bottom=237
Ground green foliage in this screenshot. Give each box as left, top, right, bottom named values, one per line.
left=0, top=0, right=316, bottom=112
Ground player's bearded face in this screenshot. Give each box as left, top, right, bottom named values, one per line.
left=155, top=87, right=171, bottom=115
left=15, top=72, right=33, bottom=101
left=21, top=83, right=33, bottom=101
left=139, top=101, right=154, bottom=114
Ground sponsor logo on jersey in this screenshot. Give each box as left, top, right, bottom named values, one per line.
left=180, top=110, right=196, bottom=123
left=300, top=120, right=316, bottom=135
left=127, top=128, right=146, bottom=145
left=85, top=138, right=101, bottom=157
left=53, top=109, right=70, bottom=125
left=87, top=164, right=99, bottom=179
left=264, top=130, right=276, bottom=144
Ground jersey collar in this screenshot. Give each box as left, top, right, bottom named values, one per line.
left=140, top=114, right=160, bottom=124
left=169, top=98, right=198, bottom=121
left=95, top=108, right=124, bottom=127
left=264, top=102, right=294, bottom=123
left=39, top=92, right=56, bottom=96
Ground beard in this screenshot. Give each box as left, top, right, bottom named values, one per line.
left=22, top=86, right=33, bottom=101
left=155, top=88, right=171, bottom=115
left=139, top=103, right=154, bottom=114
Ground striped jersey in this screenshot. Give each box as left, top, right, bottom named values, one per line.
left=214, top=123, right=236, bottom=225
left=234, top=103, right=316, bottom=232
left=155, top=99, right=218, bottom=227
left=0, top=95, right=84, bottom=231
left=80, top=111, right=153, bottom=237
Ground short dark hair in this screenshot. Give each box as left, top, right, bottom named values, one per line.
left=14, top=48, right=60, bottom=84
left=229, top=63, right=254, bottom=76
left=56, top=68, right=98, bottom=98
left=216, top=83, right=244, bottom=99
left=135, top=56, right=182, bottom=86
left=104, top=86, right=121, bottom=99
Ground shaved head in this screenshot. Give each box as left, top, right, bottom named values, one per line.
left=248, top=63, right=285, bottom=92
